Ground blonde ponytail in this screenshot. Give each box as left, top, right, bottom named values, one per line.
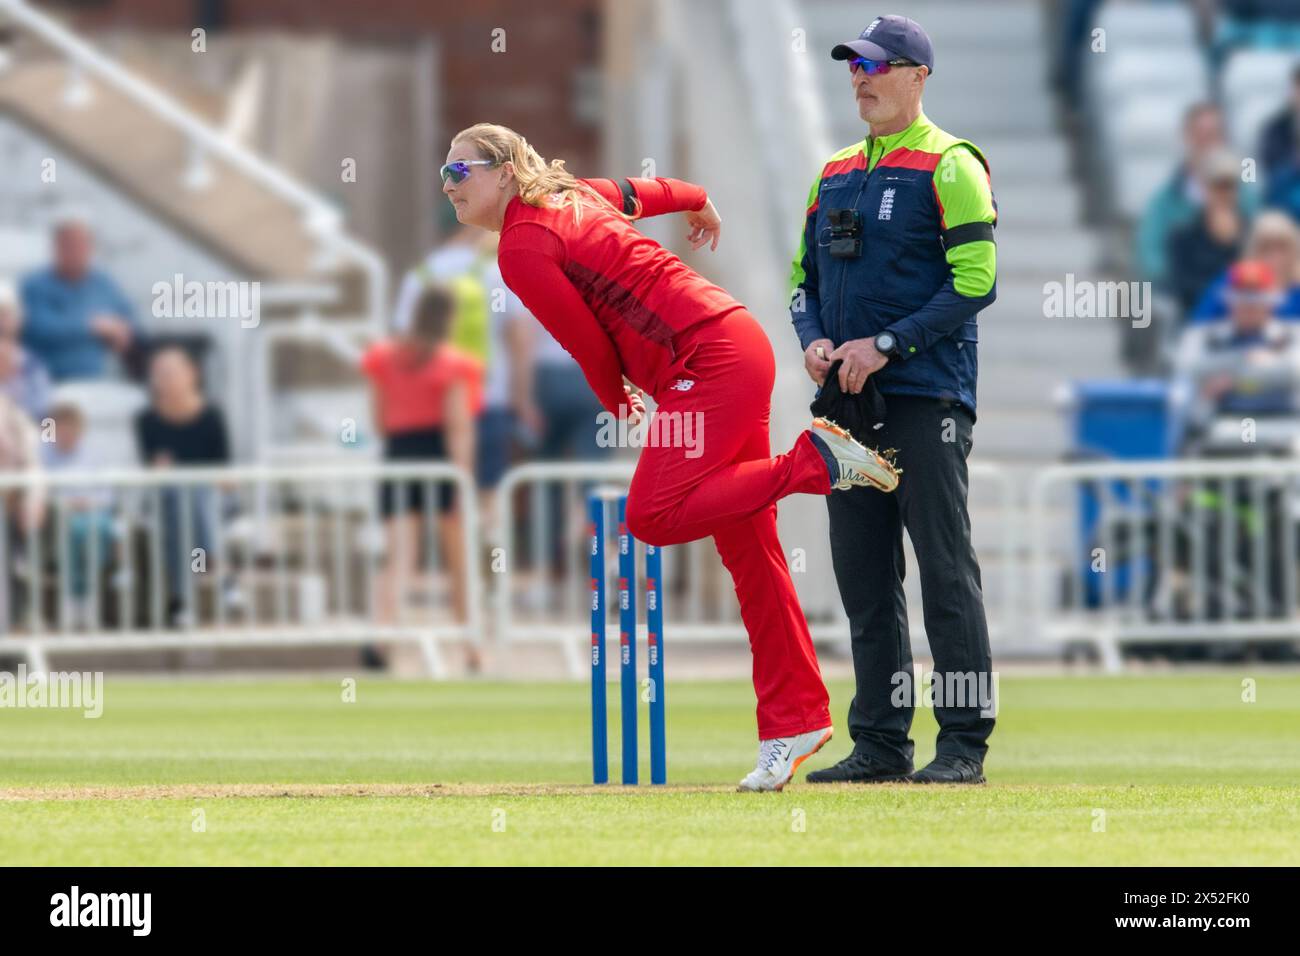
left=450, top=123, right=635, bottom=224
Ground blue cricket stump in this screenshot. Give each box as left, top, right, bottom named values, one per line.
left=589, top=495, right=608, bottom=785
left=645, top=541, right=667, bottom=784
left=588, top=489, right=666, bottom=785
left=617, top=497, right=638, bottom=785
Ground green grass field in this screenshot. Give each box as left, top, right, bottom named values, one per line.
left=1, top=674, right=1298, bottom=865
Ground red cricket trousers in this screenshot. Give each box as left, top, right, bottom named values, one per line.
left=624, top=308, right=833, bottom=738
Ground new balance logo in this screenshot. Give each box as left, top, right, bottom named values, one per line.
left=878, top=187, right=896, bottom=221
left=670, top=379, right=695, bottom=391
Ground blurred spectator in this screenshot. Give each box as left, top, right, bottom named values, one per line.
left=43, top=402, right=121, bottom=626
left=1258, top=64, right=1300, bottom=218
left=1259, top=63, right=1300, bottom=185
left=533, top=333, right=607, bottom=462
left=1217, top=0, right=1300, bottom=26
left=1222, top=0, right=1300, bottom=16
left=1190, top=211, right=1300, bottom=321
left=20, top=215, right=139, bottom=382
left=1166, top=148, right=1249, bottom=315
left=0, top=337, right=51, bottom=422
left=1138, top=104, right=1253, bottom=284
left=0, top=283, right=51, bottom=421
left=134, top=346, right=231, bottom=626
left=1174, top=260, right=1300, bottom=447
left=394, top=226, right=539, bottom=532
left=0, top=392, right=44, bottom=536
left=1051, top=0, right=1105, bottom=110
left=0, top=391, right=42, bottom=630
left=363, top=284, right=482, bottom=628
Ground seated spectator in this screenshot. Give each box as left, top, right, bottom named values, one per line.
left=1174, top=261, right=1300, bottom=449
left=361, top=285, right=482, bottom=628
left=1190, top=211, right=1300, bottom=322
left=0, top=281, right=52, bottom=420
left=0, top=338, right=51, bottom=424
left=0, top=392, right=42, bottom=631
left=43, top=402, right=121, bottom=627
left=0, top=392, right=43, bottom=536
left=1259, top=63, right=1300, bottom=187
left=1167, top=149, right=1249, bottom=316
left=134, top=346, right=231, bottom=626
left=1138, top=104, right=1253, bottom=284
left=20, top=214, right=139, bottom=383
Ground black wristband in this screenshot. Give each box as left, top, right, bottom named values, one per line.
left=617, top=178, right=638, bottom=216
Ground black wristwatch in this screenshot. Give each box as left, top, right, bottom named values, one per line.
left=874, top=330, right=900, bottom=360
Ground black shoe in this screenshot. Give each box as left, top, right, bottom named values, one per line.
left=805, top=751, right=913, bottom=784
left=908, top=755, right=986, bottom=784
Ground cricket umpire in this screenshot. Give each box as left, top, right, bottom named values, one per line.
left=791, top=15, right=998, bottom=784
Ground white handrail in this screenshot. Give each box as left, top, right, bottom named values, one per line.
left=1029, top=455, right=1300, bottom=670
left=492, top=459, right=1021, bottom=674
left=0, top=0, right=388, bottom=328
left=1, top=460, right=482, bottom=676
left=0, top=459, right=469, bottom=489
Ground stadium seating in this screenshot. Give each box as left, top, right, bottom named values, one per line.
left=1220, top=49, right=1299, bottom=152
left=1087, top=3, right=1209, bottom=220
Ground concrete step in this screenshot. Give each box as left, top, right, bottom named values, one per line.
left=809, top=0, right=1045, bottom=47
left=996, top=229, right=1100, bottom=275
left=978, top=314, right=1120, bottom=363
left=925, top=83, right=1056, bottom=132
left=991, top=184, right=1082, bottom=228
left=980, top=136, right=1071, bottom=183
left=968, top=407, right=1070, bottom=460
left=975, top=360, right=1076, bottom=408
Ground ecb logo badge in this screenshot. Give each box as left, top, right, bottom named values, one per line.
left=878, top=187, right=896, bottom=221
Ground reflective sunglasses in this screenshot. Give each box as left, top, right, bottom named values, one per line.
left=848, top=56, right=918, bottom=75
left=440, top=159, right=495, bottom=184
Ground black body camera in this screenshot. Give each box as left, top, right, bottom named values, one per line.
left=826, top=207, right=862, bottom=259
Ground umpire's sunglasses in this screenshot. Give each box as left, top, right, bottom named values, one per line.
left=440, top=160, right=495, bottom=184
left=848, top=56, right=919, bottom=75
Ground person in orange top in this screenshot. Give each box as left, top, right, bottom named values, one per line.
left=361, top=284, right=483, bottom=628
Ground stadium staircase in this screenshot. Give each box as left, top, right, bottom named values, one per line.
left=0, top=0, right=387, bottom=463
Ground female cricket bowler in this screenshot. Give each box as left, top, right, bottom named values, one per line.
left=442, top=123, right=897, bottom=790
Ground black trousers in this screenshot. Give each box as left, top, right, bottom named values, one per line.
left=826, top=395, right=995, bottom=766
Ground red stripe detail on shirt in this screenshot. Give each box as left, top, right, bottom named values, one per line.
left=563, top=260, right=677, bottom=351
left=821, top=151, right=870, bottom=181
left=878, top=147, right=942, bottom=172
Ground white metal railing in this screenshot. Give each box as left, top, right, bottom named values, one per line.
left=0, top=452, right=1168, bottom=675
left=0, top=0, right=388, bottom=329
left=493, top=459, right=1021, bottom=677
left=1030, top=456, right=1300, bottom=670
left=493, top=461, right=749, bottom=677
left=0, top=462, right=479, bottom=675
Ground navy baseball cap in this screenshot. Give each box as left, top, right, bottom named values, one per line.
left=831, top=15, right=934, bottom=74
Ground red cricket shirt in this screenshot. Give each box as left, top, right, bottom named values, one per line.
left=497, top=177, right=744, bottom=415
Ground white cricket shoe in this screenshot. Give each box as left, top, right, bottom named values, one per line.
left=810, top=417, right=900, bottom=493
left=737, top=726, right=834, bottom=792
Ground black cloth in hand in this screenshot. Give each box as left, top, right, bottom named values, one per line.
left=809, top=359, right=887, bottom=445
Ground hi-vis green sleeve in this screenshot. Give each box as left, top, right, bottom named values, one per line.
left=789, top=171, right=827, bottom=350
left=933, top=145, right=997, bottom=298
